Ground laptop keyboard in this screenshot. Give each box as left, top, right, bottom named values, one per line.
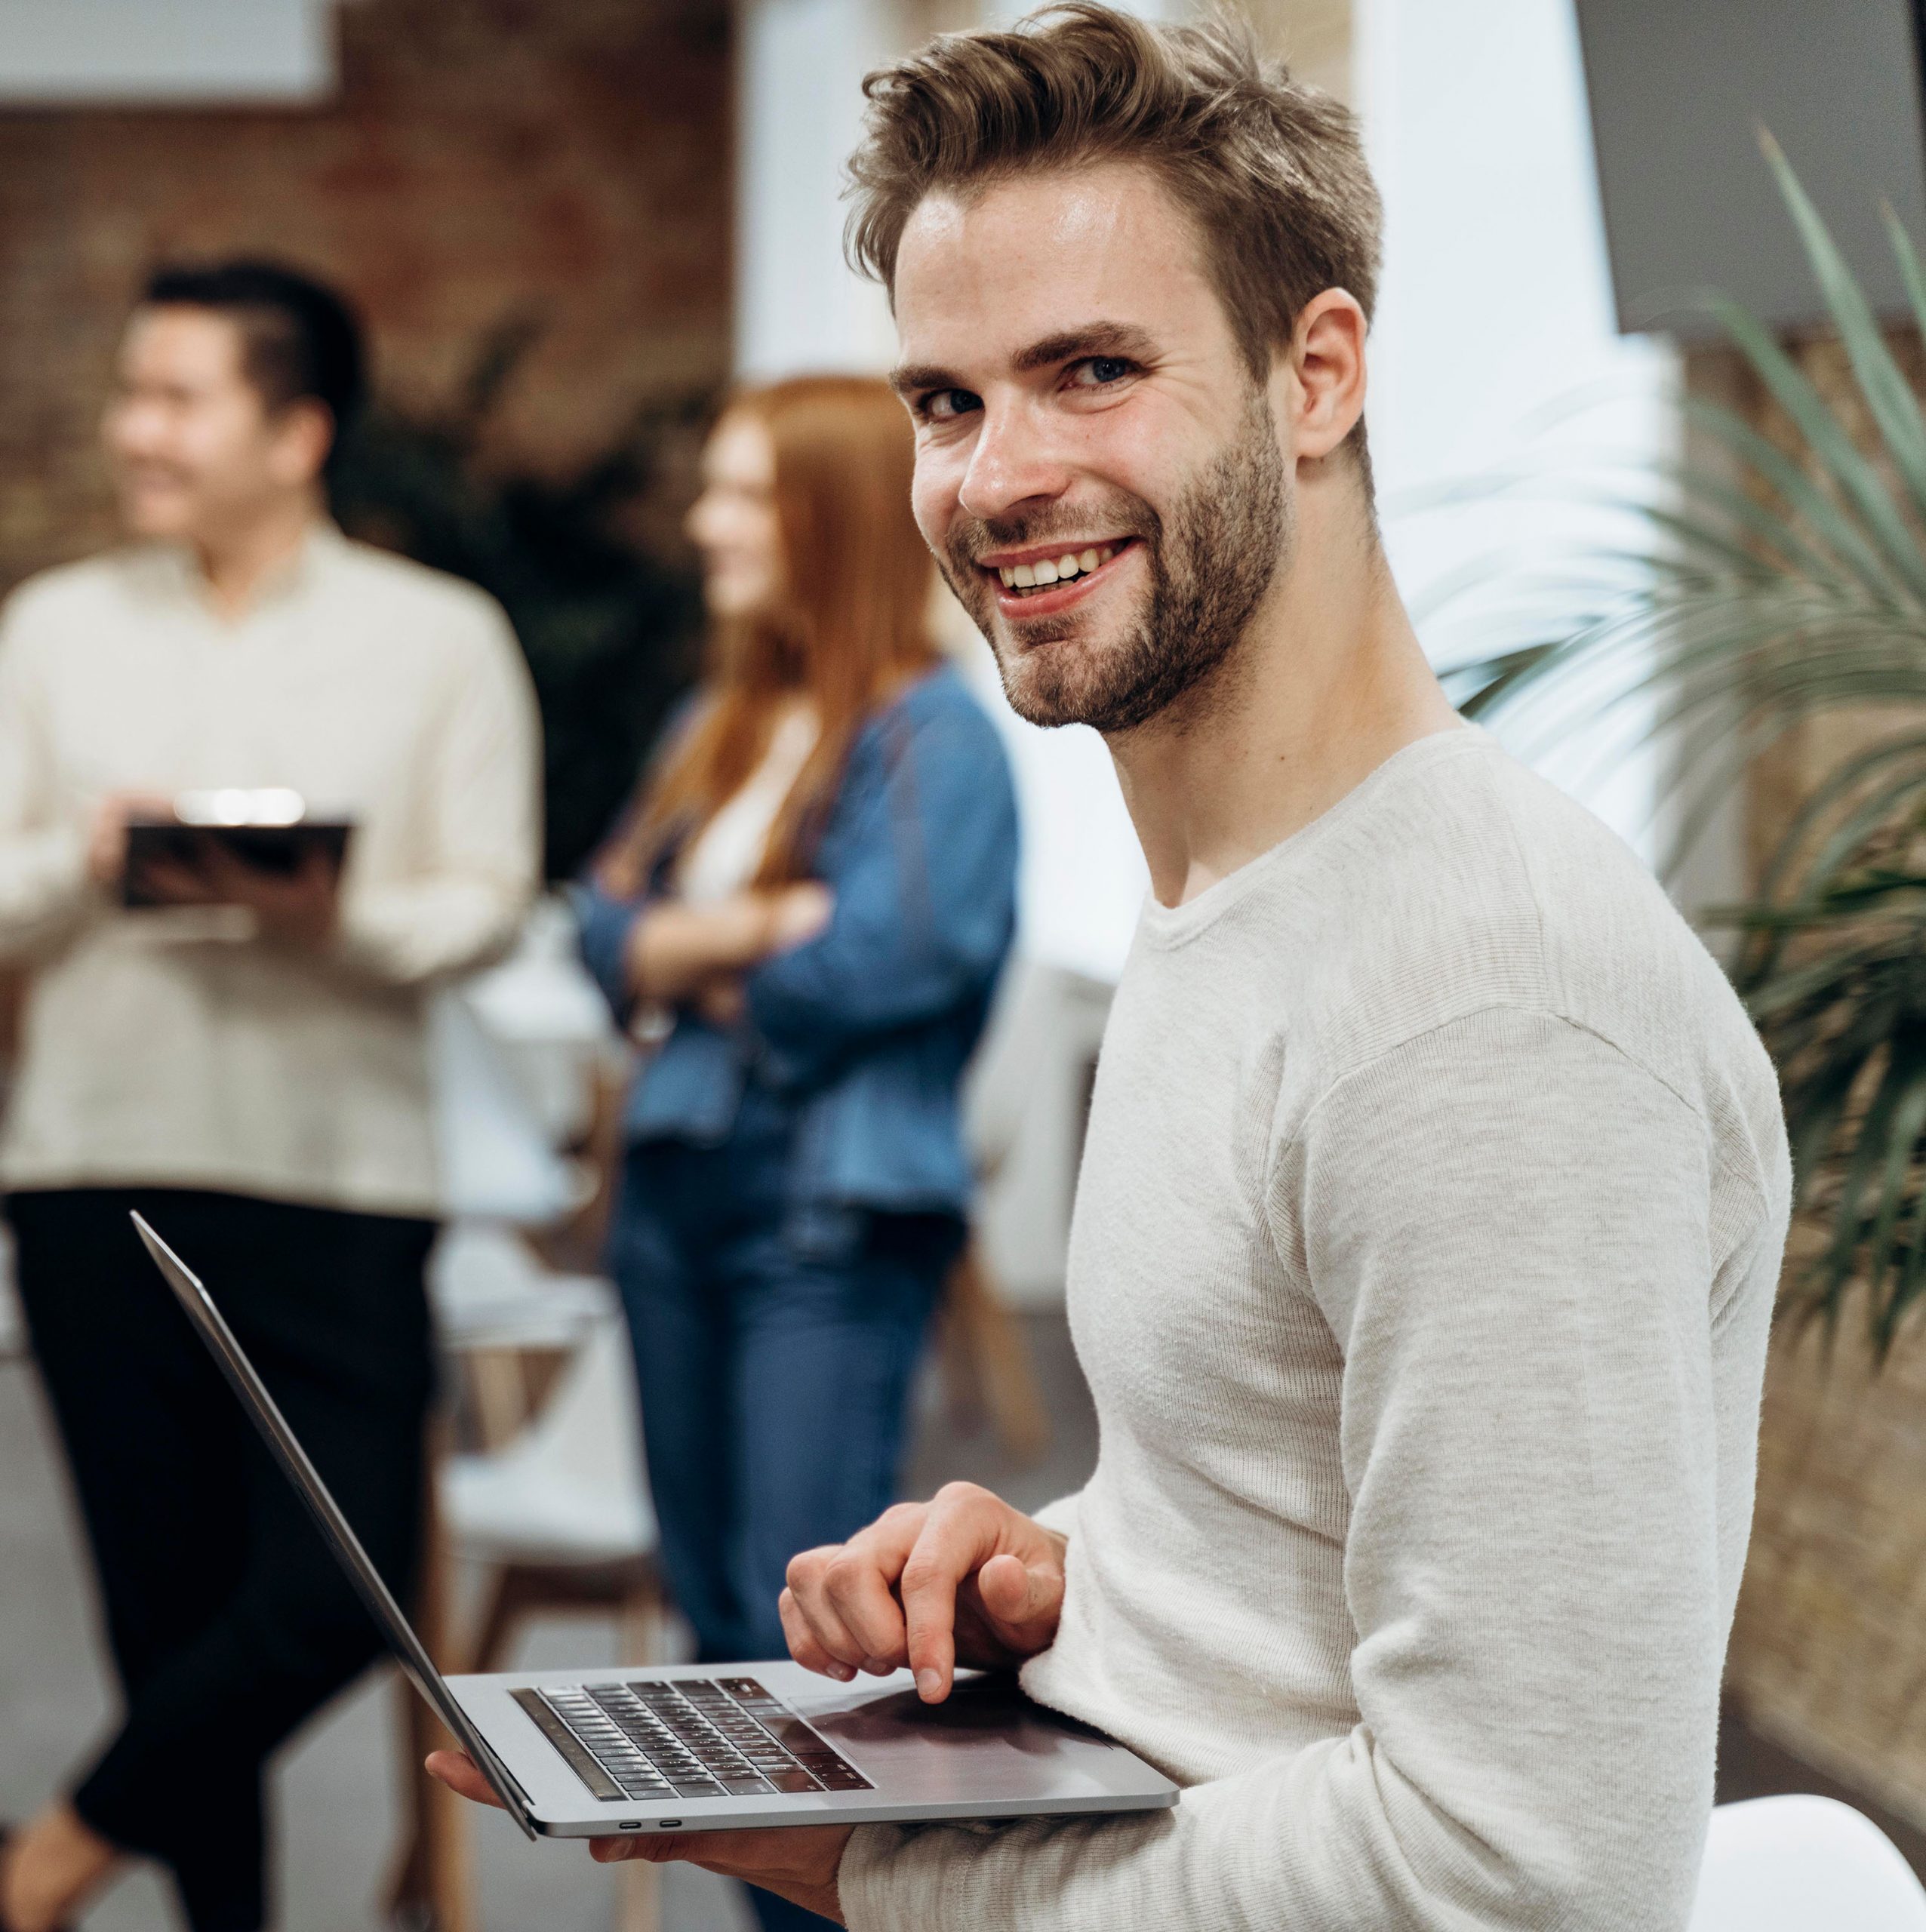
left=512, top=1676, right=874, bottom=1802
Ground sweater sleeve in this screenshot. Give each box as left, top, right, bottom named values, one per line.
left=0, top=600, right=95, bottom=961
left=331, top=601, right=543, bottom=986
left=838, top=1007, right=1735, bottom=1932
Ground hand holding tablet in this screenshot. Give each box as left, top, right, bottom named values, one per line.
left=115, top=790, right=354, bottom=948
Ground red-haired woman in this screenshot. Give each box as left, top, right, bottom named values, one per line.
left=574, top=377, right=1017, bottom=1852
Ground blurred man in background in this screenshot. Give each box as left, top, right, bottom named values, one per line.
left=0, top=261, right=541, bottom=1932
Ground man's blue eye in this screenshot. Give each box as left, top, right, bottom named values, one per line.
left=1089, top=358, right=1130, bottom=383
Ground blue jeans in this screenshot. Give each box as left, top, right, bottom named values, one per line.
left=610, top=1094, right=955, bottom=1930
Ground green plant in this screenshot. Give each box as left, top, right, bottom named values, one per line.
left=330, top=323, right=713, bottom=880
left=1449, top=143, right=1926, bottom=1352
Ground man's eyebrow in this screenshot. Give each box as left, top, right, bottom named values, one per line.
left=889, top=322, right=1160, bottom=399
left=1011, top=322, right=1158, bottom=374
left=888, top=363, right=957, bottom=399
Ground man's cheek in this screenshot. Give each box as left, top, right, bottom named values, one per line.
left=909, top=477, right=949, bottom=558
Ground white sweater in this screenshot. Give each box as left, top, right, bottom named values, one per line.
left=0, top=525, right=542, bottom=1215
left=841, top=727, right=1790, bottom=1931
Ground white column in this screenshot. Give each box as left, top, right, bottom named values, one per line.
left=1356, top=0, right=1680, bottom=871
left=734, top=0, right=898, bottom=380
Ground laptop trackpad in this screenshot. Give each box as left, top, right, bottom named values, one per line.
left=801, top=1673, right=1112, bottom=1801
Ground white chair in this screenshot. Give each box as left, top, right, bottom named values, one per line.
left=965, top=956, right=1113, bottom=1311
left=395, top=1296, right=663, bottom=1932
left=441, top=1309, right=657, bottom=1580
left=1691, top=1795, right=1926, bottom=1930
left=430, top=893, right=623, bottom=1227
left=429, top=1220, right=616, bottom=1444
left=927, top=958, right=1115, bottom=1463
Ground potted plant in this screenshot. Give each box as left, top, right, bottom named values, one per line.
left=1453, top=144, right=1926, bottom=1352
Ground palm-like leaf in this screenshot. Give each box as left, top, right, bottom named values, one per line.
left=1451, top=140, right=1926, bottom=1350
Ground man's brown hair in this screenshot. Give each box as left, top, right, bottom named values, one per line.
left=848, top=3, right=1383, bottom=402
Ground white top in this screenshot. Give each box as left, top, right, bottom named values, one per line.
left=0, top=523, right=542, bottom=1216
left=842, top=726, right=1792, bottom=1931
left=674, top=702, right=819, bottom=906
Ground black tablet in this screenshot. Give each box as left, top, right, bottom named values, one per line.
left=122, top=820, right=353, bottom=909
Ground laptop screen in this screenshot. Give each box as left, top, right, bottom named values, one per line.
left=131, top=1211, right=536, bottom=1837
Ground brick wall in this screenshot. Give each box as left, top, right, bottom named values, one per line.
left=0, top=0, right=734, bottom=594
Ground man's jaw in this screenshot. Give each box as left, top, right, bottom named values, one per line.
left=974, top=535, right=1142, bottom=623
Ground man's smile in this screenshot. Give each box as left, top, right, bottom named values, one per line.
left=976, top=535, right=1141, bottom=617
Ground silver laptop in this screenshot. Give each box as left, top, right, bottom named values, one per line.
left=132, top=1213, right=1179, bottom=1841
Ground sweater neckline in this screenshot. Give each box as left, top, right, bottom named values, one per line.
left=1136, top=724, right=1488, bottom=950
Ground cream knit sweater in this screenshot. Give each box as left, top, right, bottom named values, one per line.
left=0, top=525, right=541, bottom=1215
left=841, top=727, right=1790, bottom=1931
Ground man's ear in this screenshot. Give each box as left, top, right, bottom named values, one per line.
left=1286, top=290, right=1369, bottom=462
left=268, top=398, right=337, bottom=490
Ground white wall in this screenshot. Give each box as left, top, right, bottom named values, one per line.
left=0, top=0, right=334, bottom=102
left=1357, top=0, right=1678, bottom=865
left=734, top=0, right=899, bottom=380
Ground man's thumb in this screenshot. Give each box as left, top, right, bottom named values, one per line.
left=978, top=1551, right=1057, bottom=1627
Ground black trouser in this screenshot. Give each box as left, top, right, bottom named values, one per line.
left=8, top=1187, right=436, bottom=1932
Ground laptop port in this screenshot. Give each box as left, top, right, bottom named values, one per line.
left=659, top=1819, right=683, bottom=1829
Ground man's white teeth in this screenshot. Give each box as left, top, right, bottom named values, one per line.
left=997, top=544, right=1118, bottom=593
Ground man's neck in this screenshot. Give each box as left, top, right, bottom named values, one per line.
left=190, top=493, right=325, bottom=621
left=1109, top=481, right=1461, bottom=909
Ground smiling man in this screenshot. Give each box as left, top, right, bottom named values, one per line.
left=435, top=8, right=1791, bottom=1927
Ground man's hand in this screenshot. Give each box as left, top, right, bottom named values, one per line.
left=424, top=1750, right=851, bottom=1922
left=136, top=843, right=341, bottom=951
left=198, top=845, right=341, bottom=949
left=86, top=792, right=176, bottom=889
left=782, top=1482, right=1067, bottom=1704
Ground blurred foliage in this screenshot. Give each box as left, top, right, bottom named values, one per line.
left=331, top=321, right=713, bottom=879
left=1448, top=145, right=1926, bottom=1353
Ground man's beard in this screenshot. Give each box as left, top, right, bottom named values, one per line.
left=940, top=389, right=1290, bottom=735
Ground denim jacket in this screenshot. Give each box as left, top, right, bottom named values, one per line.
left=574, top=663, right=1019, bottom=1241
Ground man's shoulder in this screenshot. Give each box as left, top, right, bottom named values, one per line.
left=325, top=537, right=515, bottom=648
left=1453, top=739, right=1744, bottom=1045
left=1274, top=731, right=1773, bottom=1134
left=1306, top=727, right=1715, bottom=995
left=2, top=549, right=151, bottom=636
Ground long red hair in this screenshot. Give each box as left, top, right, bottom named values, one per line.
left=599, top=374, right=937, bottom=895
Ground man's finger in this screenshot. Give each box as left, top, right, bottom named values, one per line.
left=899, top=1497, right=1004, bottom=1702
left=786, top=1507, right=924, bottom=1675
left=591, top=1835, right=670, bottom=1864
left=977, top=1550, right=1060, bottom=1632
left=783, top=1549, right=868, bottom=1675
left=779, top=1586, right=852, bottom=1681
left=426, top=1749, right=507, bottom=1811
left=820, top=1546, right=912, bottom=1670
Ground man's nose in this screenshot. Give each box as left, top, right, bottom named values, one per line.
left=958, top=401, right=1071, bottom=524
left=106, top=399, right=167, bottom=454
